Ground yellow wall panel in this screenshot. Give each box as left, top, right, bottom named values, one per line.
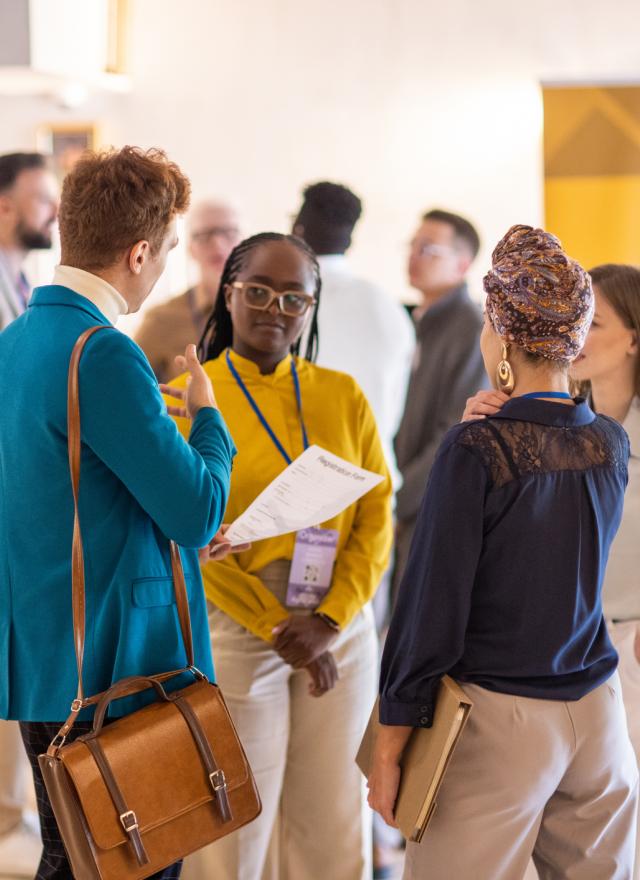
left=545, top=175, right=640, bottom=268
left=544, top=86, right=640, bottom=269
left=543, top=88, right=598, bottom=160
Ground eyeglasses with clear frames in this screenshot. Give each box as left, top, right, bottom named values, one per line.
left=231, top=281, right=317, bottom=317
left=409, top=241, right=455, bottom=259
left=191, top=226, right=240, bottom=245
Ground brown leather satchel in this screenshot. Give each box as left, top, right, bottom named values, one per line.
left=38, top=326, right=261, bottom=879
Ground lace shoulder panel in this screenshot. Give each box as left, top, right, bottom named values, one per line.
left=455, top=415, right=628, bottom=489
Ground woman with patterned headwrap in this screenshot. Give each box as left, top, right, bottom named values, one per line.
left=367, top=225, right=639, bottom=879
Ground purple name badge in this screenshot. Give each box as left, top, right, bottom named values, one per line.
left=286, top=527, right=339, bottom=609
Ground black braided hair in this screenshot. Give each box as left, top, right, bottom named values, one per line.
left=197, top=232, right=321, bottom=364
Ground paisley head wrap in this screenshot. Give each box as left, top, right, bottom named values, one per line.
left=483, top=224, right=593, bottom=362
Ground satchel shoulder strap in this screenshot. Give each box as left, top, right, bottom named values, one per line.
left=65, top=325, right=195, bottom=714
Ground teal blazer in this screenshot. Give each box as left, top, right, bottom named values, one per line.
left=0, top=285, right=235, bottom=721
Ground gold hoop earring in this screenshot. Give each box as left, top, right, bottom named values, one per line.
left=496, top=343, right=515, bottom=393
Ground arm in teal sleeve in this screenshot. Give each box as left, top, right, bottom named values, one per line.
left=78, top=330, right=236, bottom=548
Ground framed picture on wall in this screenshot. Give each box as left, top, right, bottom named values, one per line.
left=37, top=123, right=99, bottom=181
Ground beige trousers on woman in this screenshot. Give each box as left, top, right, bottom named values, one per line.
left=403, top=675, right=638, bottom=880
left=182, top=561, right=378, bottom=880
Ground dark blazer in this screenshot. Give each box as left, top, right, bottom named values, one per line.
left=394, top=283, right=487, bottom=525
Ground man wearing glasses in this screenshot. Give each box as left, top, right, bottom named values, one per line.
left=0, top=152, right=58, bottom=331
left=393, top=209, right=488, bottom=598
left=0, top=151, right=58, bottom=879
left=136, top=199, right=241, bottom=382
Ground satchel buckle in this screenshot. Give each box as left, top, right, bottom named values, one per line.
left=120, top=810, right=139, bottom=833
left=70, top=699, right=83, bottom=712
left=209, top=769, right=227, bottom=791
left=50, top=733, right=67, bottom=749
left=188, top=665, right=208, bottom=682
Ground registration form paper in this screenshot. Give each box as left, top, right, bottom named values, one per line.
left=224, top=445, right=385, bottom=546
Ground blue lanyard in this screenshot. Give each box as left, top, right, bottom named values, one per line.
left=520, top=391, right=573, bottom=400
left=225, top=349, right=309, bottom=465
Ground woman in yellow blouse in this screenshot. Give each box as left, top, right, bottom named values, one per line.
left=167, top=232, right=392, bottom=880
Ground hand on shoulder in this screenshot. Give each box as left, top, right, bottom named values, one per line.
left=462, top=389, right=510, bottom=422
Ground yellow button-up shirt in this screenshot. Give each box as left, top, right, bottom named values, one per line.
left=168, top=349, right=393, bottom=641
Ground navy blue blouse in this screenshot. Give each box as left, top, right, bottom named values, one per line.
left=380, top=398, right=629, bottom=727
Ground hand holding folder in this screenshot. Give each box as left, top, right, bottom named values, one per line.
left=357, top=676, right=473, bottom=842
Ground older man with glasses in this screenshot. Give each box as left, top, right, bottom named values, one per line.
left=136, top=198, right=241, bottom=382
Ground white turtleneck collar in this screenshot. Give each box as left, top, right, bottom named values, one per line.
left=53, top=265, right=128, bottom=325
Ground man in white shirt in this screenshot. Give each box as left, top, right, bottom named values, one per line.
left=0, top=151, right=58, bottom=878
left=293, top=181, right=414, bottom=880
left=293, top=182, right=415, bottom=494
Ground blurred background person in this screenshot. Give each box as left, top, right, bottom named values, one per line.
left=136, top=198, right=241, bottom=382
left=293, top=181, right=415, bottom=878
left=0, top=150, right=58, bottom=878
left=570, top=263, right=640, bottom=880
left=0, top=152, right=58, bottom=330
left=393, top=208, right=487, bottom=597
left=168, top=232, right=393, bottom=880
left=293, top=181, right=415, bottom=495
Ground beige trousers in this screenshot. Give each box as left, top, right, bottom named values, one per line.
left=610, top=621, right=640, bottom=880
left=0, top=720, right=28, bottom=835
left=403, top=676, right=638, bottom=880
left=182, top=562, right=378, bottom=880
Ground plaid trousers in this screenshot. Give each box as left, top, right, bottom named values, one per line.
left=19, top=721, right=182, bottom=880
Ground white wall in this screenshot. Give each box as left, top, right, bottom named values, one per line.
left=29, top=0, right=110, bottom=79
left=1, top=0, right=640, bottom=332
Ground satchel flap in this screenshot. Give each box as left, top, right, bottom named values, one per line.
left=60, top=680, right=249, bottom=851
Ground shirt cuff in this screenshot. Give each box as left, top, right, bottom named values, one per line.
left=315, top=594, right=359, bottom=631
left=379, top=697, right=434, bottom=728
left=315, top=599, right=345, bottom=630
left=253, top=605, right=290, bottom=643
left=189, top=407, right=237, bottom=456
left=190, top=405, right=224, bottom=432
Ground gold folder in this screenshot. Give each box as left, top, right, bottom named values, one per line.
left=356, top=676, right=473, bottom=842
